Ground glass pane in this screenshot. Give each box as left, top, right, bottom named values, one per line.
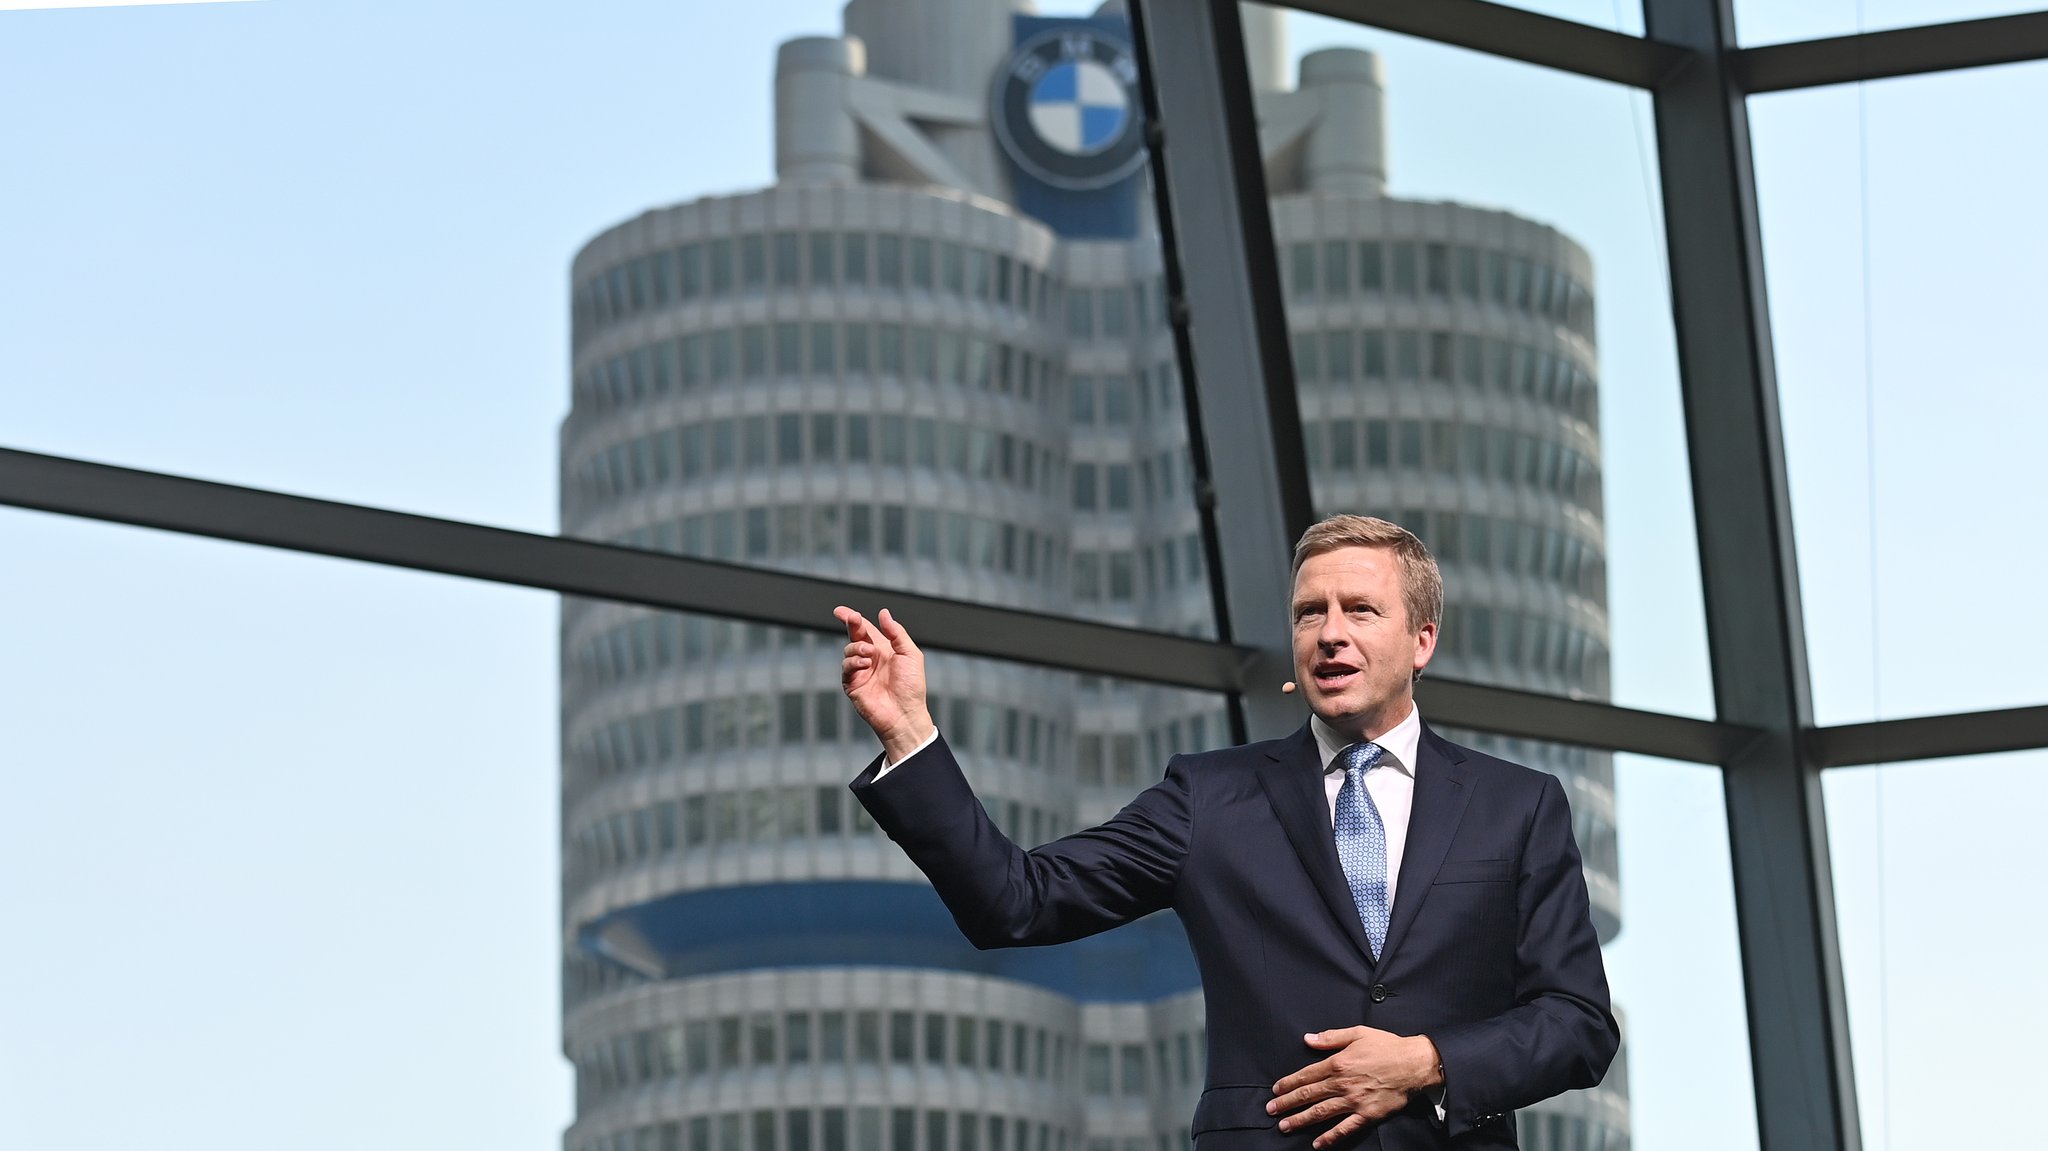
left=1825, top=751, right=2048, bottom=1151
left=1752, top=62, right=2048, bottom=722
left=1263, top=11, right=1714, bottom=719
left=0, top=508, right=567, bottom=1147
left=1734, top=0, right=2043, bottom=47
left=1603, top=751, right=1759, bottom=1151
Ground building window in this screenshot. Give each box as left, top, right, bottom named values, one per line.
left=1391, top=242, right=1418, bottom=296
left=1086, top=1044, right=1112, bottom=1096
left=1106, top=464, right=1131, bottom=511
left=1394, top=331, right=1421, bottom=379
left=872, top=234, right=897, bottom=288
left=965, top=247, right=987, bottom=299
left=809, top=233, right=836, bottom=288
left=1066, top=289, right=1095, bottom=338
left=1070, top=374, right=1096, bottom=423
left=1358, top=240, right=1384, bottom=292
left=1425, top=242, right=1450, bottom=296
left=708, top=237, right=735, bottom=296
left=877, top=323, right=904, bottom=377
left=1101, top=288, right=1128, bottom=338
left=787, top=1013, right=813, bottom=1065
left=1291, top=331, right=1321, bottom=383
left=1362, top=331, right=1387, bottom=379
left=1322, top=239, right=1351, bottom=296
left=1289, top=241, right=1315, bottom=297
left=844, top=233, right=868, bottom=286
left=774, top=231, right=801, bottom=287
left=742, top=325, right=768, bottom=378
left=710, top=330, right=736, bottom=381
left=1429, top=331, right=1453, bottom=382
left=1456, top=245, right=1480, bottom=298
left=1326, top=330, right=1353, bottom=381
left=1101, top=375, right=1130, bottom=424
left=1330, top=418, right=1357, bottom=470
left=740, top=235, right=766, bottom=291
left=942, top=242, right=965, bottom=293
left=845, top=324, right=870, bottom=376
left=1398, top=421, right=1424, bottom=469
left=902, top=237, right=931, bottom=291
left=680, top=242, right=705, bottom=299
left=775, top=322, right=802, bottom=375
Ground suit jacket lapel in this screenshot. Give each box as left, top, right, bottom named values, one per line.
left=1379, top=724, right=1474, bottom=965
left=1257, top=724, right=1377, bottom=970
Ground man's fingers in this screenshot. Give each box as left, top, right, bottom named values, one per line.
left=876, top=607, right=920, bottom=656
left=1305, top=1027, right=1368, bottom=1050
left=1267, top=1081, right=1335, bottom=1117
left=834, top=605, right=870, bottom=642
left=834, top=608, right=893, bottom=664
left=1272, top=1055, right=1336, bottom=1098
left=1312, top=1114, right=1369, bottom=1149
left=1276, top=1096, right=1348, bottom=1134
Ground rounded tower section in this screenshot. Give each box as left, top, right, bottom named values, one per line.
left=562, top=180, right=1213, bottom=1151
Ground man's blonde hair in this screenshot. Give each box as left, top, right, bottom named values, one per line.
left=1290, top=514, right=1444, bottom=633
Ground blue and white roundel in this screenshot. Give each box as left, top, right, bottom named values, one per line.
left=993, top=25, right=1148, bottom=192
left=1027, top=59, right=1130, bottom=157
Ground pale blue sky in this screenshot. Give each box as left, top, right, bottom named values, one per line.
left=2, top=2, right=2042, bottom=1149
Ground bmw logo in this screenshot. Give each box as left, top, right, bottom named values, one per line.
left=993, top=26, right=1148, bottom=191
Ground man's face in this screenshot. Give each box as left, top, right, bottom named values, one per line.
left=1289, top=545, right=1438, bottom=739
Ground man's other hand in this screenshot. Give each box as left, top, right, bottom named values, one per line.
left=834, top=606, right=935, bottom=763
left=1267, top=1027, right=1444, bottom=1148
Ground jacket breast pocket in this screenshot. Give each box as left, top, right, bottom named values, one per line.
left=1433, top=858, right=1515, bottom=885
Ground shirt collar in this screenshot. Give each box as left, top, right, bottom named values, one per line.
left=1311, top=704, right=1422, bottom=778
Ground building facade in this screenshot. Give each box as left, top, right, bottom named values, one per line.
left=557, top=4, right=1625, bottom=1150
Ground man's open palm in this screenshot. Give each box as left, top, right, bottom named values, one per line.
left=834, top=605, right=934, bottom=762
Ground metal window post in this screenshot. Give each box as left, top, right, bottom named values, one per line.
left=1643, top=0, right=1861, bottom=1147
left=1130, top=0, right=1314, bottom=742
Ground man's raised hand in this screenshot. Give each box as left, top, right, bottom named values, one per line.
left=833, top=606, right=935, bottom=763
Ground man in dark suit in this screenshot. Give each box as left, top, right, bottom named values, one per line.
left=834, top=515, right=1618, bottom=1149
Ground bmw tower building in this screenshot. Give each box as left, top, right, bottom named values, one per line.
left=558, top=3, right=1627, bottom=1150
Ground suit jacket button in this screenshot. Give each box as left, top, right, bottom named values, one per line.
left=1370, top=983, right=1388, bottom=1002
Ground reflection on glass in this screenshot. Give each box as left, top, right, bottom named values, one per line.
left=1824, top=752, right=2048, bottom=1151
left=1753, top=61, right=2048, bottom=721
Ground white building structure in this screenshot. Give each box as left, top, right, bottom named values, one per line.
left=558, top=4, right=1625, bottom=1150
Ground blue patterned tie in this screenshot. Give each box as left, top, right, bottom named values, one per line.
left=1334, top=741, right=1391, bottom=960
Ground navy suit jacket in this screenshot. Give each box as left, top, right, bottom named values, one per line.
left=852, top=720, right=1619, bottom=1150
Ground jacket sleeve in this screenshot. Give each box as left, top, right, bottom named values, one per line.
left=1426, top=772, right=1621, bottom=1137
left=851, top=733, right=1192, bottom=949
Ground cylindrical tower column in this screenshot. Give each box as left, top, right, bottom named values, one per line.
left=1240, top=2, right=1291, bottom=95
left=1299, top=48, right=1388, bottom=197
left=776, top=36, right=865, bottom=185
